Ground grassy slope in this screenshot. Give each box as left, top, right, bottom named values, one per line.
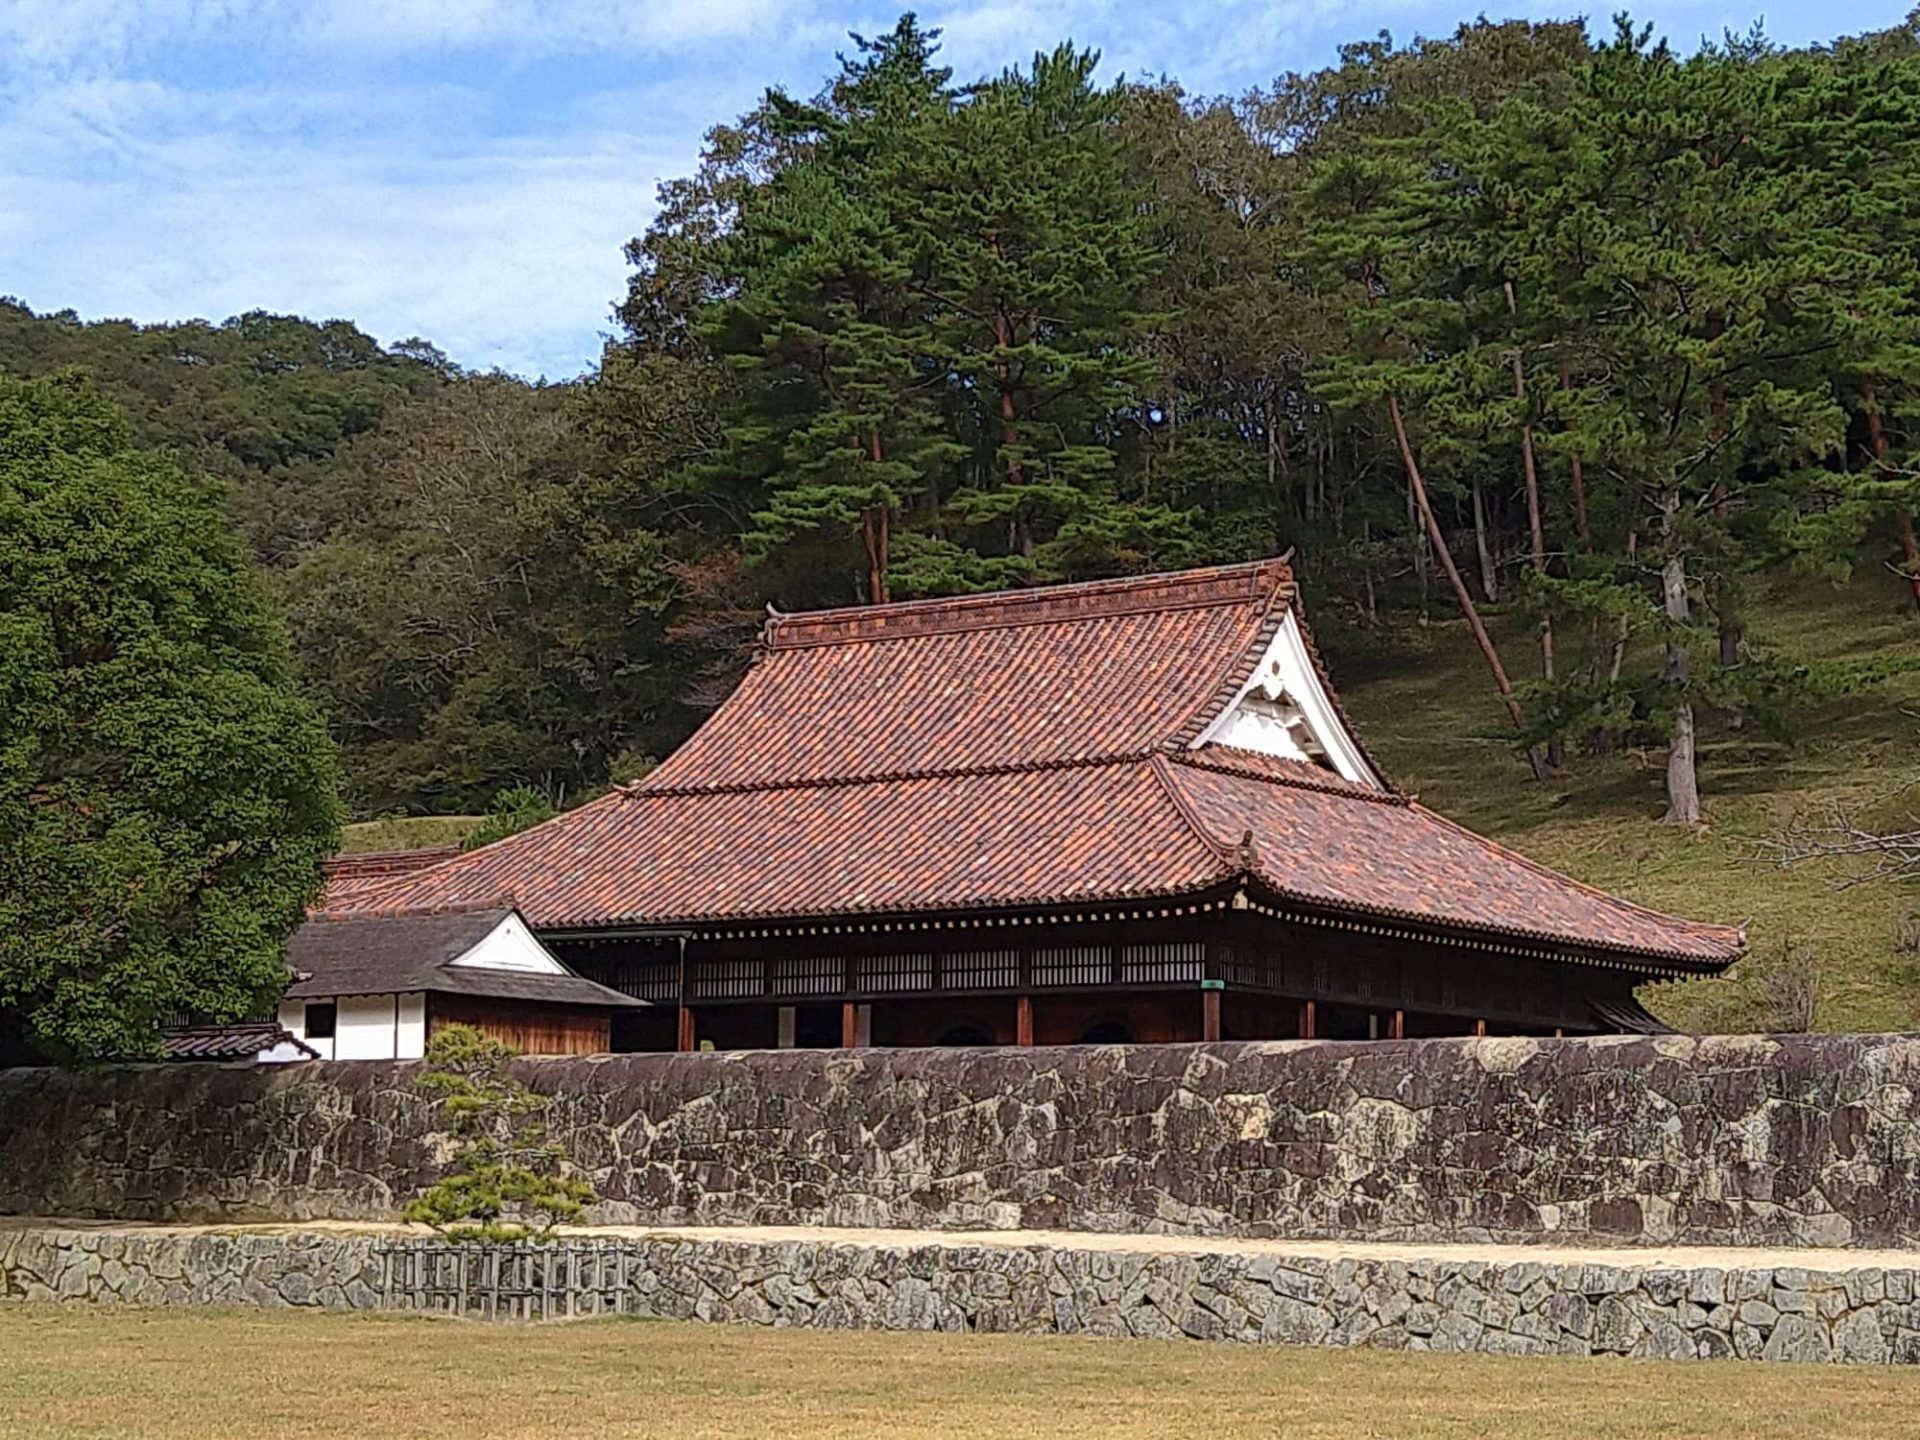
left=337, top=814, right=481, bottom=853
left=3, top=1307, right=1917, bottom=1440
left=1331, top=570, right=1920, bottom=1032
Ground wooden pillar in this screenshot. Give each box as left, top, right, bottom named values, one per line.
left=1388, top=1010, right=1405, bottom=1040
left=1201, top=987, right=1222, bottom=1042
left=1015, top=994, right=1035, bottom=1047
left=1473, top=1018, right=1488, bottom=1037
left=675, top=934, right=694, bottom=1052
left=1298, top=999, right=1316, bottom=1040
left=841, top=1001, right=859, bottom=1049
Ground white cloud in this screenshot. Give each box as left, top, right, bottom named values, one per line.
left=2, top=71, right=672, bottom=376
left=304, top=0, right=796, bottom=51
left=1, top=0, right=805, bottom=72
left=5, top=0, right=1901, bottom=378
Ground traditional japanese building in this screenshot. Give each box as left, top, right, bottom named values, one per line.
left=329, top=558, right=1743, bottom=1050
left=279, top=906, right=644, bottom=1059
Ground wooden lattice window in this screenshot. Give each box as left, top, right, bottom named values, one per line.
left=1031, top=947, right=1110, bottom=986
left=942, top=950, right=1018, bottom=990
left=694, top=957, right=765, bottom=999
left=770, top=955, right=843, bottom=998
left=855, top=953, right=934, bottom=992
left=597, top=960, right=679, bottom=1003
left=1118, top=942, right=1204, bottom=984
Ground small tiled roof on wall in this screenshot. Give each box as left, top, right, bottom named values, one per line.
left=333, top=560, right=1744, bottom=972
left=159, top=1021, right=317, bottom=1062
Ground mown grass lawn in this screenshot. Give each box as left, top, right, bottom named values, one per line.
left=2, top=1306, right=1918, bottom=1440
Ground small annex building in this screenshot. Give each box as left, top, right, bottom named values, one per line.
left=327, top=558, right=1745, bottom=1050
left=279, top=905, right=644, bottom=1059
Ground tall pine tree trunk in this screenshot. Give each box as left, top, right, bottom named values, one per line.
left=1406, top=478, right=1431, bottom=618
left=1862, top=382, right=1920, bottom=614
left=1471, top=477, right=1499, bottom=602
left=1265, top=398, right=1280, bottom=509
left=986, top=250, right=1033, bottom=559
left=1704, top=311, right=1741, bottom=675
left=860, top=433, right=890, bottom=604
left=1389, top=396, right=1546, bottom=780
left=1361, top=518, right=1379, bottom=627
left=1506, top=282, right=1558, bottom=770
left=861, top=506, right=891, bottom=605
left=1560, top=363, right=1593, bottom=549
left=1659, top=488, right=1701, bottom=825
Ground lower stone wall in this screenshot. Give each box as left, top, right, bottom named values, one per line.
left=6, top=1223, right=1919, bottom=1364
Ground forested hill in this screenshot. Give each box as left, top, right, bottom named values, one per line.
left=9, top=12, right=1920, bottom=1031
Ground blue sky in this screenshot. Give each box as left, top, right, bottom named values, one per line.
left=3, top=2, right=1909, bottom=379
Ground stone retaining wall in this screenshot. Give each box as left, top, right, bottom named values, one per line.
left=6, top=1034, right=1920, bottom=1248
left=5, top=1224, right=1918, bottom=1364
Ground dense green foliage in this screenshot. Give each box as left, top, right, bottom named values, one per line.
left=7, top=10, right=1920, bottom=836
left=403, top=1025, right=594, bottom=1242
left=0, top=374, right=340, bottom=1059
left=462, top=786, right=559, bottom=852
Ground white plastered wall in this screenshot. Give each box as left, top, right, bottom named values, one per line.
left=277, top=992, right=426, bottom=1061
left=277, top=998, right=327, bottom=1061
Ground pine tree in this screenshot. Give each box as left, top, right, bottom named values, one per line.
left=1522, top=25, right=1852, bottom=822
left=1296, top=66, right=1552, bottom=778
left=403, top=1025, right=594, bottom=1242
left=1767, top=30, right=1920, bottom=612
left=891, top=44, right=1198, bottom=587
left=711, top=17, right=965, bottom=605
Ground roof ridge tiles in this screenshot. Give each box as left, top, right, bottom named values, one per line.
left=315, top=895, right=514, bottom=922
left=628, top=750, right=1162, bottom=800
left=1167, top=748, right=1412, bottom=806
left=323, top=845, right=461, bottom=872
left=1145, top=752, right=1247, bottom=876
left=762, top=558, right=1291, bottom=651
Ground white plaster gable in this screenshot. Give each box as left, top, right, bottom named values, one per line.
left=1191, top=610, right=1383, bottom=789
left=446, top=910, right=569, bottom=974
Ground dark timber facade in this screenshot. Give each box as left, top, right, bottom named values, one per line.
left=329, top=559, right=1744, bottom=1049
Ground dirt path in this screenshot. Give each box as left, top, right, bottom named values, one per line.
left=5, top=1214, right=1910, bottom=1272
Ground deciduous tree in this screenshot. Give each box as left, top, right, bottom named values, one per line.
left=0, top=373, right=340, bottom=1059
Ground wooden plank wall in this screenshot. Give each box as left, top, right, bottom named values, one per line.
left=427, top=996, right=611, bottom=1056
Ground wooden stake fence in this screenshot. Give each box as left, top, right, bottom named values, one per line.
left=376, top=1239, right=640, bottom=1321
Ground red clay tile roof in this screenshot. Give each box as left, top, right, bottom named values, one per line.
left=1160, top=755, right=1742, bottom=965
left=321, top=847, right=463, bottom=910
left=333, top=760, right=1228, bottom=930
left=647, top=559, right=1296, bottom=789
left=334, top=560, right=1744, bottom=970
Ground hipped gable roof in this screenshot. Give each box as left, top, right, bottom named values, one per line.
left=332, top=560, right=1744, bottom=971
left=286, top=906, right=645, bottom=1007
